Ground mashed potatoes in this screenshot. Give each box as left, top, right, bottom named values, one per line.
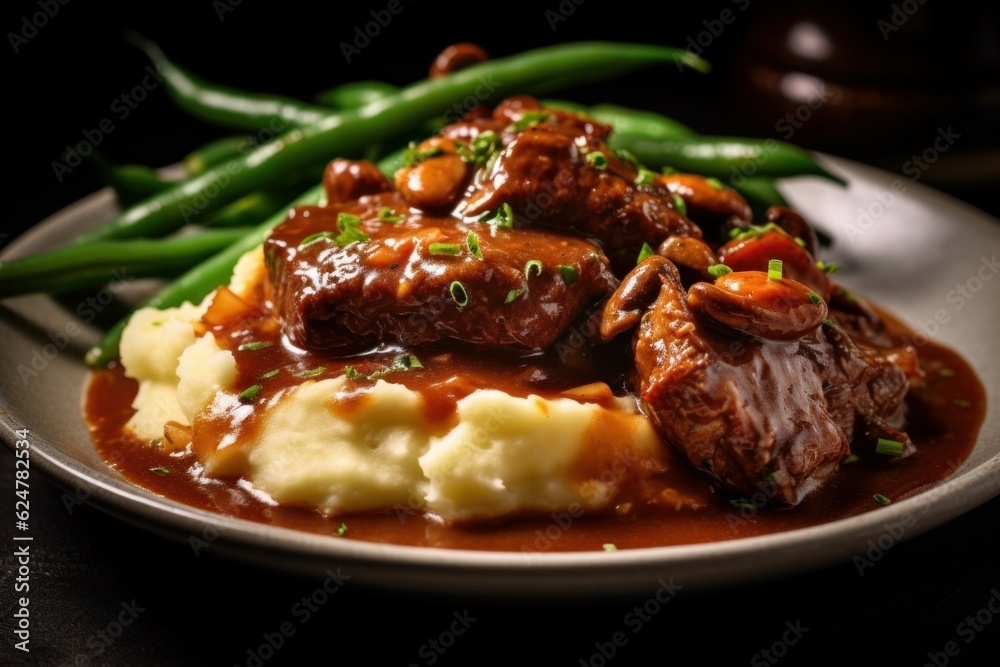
left=119, top=247, right=674, bottom=523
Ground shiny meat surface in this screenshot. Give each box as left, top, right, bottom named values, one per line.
left=601, top=256, right=910, bottom=504
left=265, top=193, right=617, bottom=353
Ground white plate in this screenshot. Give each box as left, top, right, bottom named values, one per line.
left=1, top=155, right=998, bottom=597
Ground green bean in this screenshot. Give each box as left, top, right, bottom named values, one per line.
left=125, top=31, right=329, bottom=131
left=183, top=136, right=247, bottom=176
left=201, top=190, right=301, bottom=229
left=315, top=81, right=401, bottom=109
left=68, top=42, right=708, bottom=247
left=84, top=185, right=325, bottom=368
left=587, top=103, right=696, bottom=141
left=610, top=134, right=847, bottom=185
left=0, top=228, right=250, bottom=299
left=89, top=152, right=177, bottom=207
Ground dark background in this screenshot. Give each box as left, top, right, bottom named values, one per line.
left=3, top=0, right=1000, bottom=665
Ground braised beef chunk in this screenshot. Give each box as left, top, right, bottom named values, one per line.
left=265, top=193, right=617, bottom=353
left=601, top=256, right=911, bottom=505
left=451, top=97, right=702, bottom=274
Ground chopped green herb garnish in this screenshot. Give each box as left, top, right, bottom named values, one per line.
left=238, top=341, right=272, bottom=351
left=505, top=288, right=524, bottom=303
left=602, top=543, right=618, bottom=552
left=822, top=318, right=837, bottom=329
left=402, top=142, right=444, bottom=167
left=300, top=231, right=337, bottom=247
left=260, top=369, right=281, bottom=380
left=559, top=265, right=579, bottom=285
left=939, top=368, right=956, bottom=377
left=333, top=212, right=368, bottom=247
left=794, top=237, right=807, bottom=248
left=874, top=494, right=892, bottom=505
left=728, top=222, right=790, bottom=242
left=347, top=355, right=423, bottom=382
left=707, top=264, right=732, bottom=278
left=467, top=232, right=483, bottom=260
left=337, top=522, right=348, bottom=536
left=671, top=193, right=687, bottom=216
left=636, top=242, right=655, bottom=265
left=817, top=260, right=839, bottom=275
left=299, top=367, right=326, bottom=378
left=587, top=152, right=608, bottom=169
left=428, top=242, right=463, bottom=256
left=660, top=165, right=678, bottom=176
left=398, top=354, right=422, bottom=370
left=378, top=206, right=406, bottom=223
left=875, top=438, right=905, bottom=457
left=953, top=399, right=972, bottom=408
left=729, top=498, right=757, bottom=511
left=485, top=202, right=514, bottom=229
left=634, top=168, right=656, bottom=189
left=844, top=454, right=860, bottom=464
left=510, top=111, right=551, bottom=132
left=706, top=177, right=725, bottom=190
left=450, top=281, right=469, bottom=307
left=807, top=292, right=822, bottom=304
left=456, top=130, right=501, bottom=168
left=767, top=259, right=783, bottom=281
left=524, top=259, right=543, bottom=278
left=148, top=437, right=163, bottom=449
left=149, top=466, right=171, bottom=476
left=614, top=148, right=640, bottom=168
left=239, top=384, right=262, bottom=402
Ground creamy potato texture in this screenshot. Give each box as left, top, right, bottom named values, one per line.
left=118, top=247, right=675, bottom=523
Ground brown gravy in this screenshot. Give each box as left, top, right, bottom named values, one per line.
left=84, top=319, right=986, bottom=553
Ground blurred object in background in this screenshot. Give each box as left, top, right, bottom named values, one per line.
left=729, top=0, right=1000, bottom=210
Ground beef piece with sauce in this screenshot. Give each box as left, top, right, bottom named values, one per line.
left=397, top=96, right=704, bottom=275
left=601, top=255, right=912, bottom=505
left=265, top=191, right=617, bottom=353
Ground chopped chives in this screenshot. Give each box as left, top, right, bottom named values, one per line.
left=524, top=259, right=543, bottom=278
left=729, top=498, right=757, bottom=511
left=767, top=259, right=783, bottom=280
left=149, top=466, right=171, bottom=476
left=450, top=281, right=469, bottom=307
left=378, top=206, right=406, bottom=223
left=300, top=231, right=336, bottom=247
left=634, top=168, right=656, bottom=189
left=239, top=384, right=262, bottom=402
left=428, top=242, right=463, bottom=256
left=299, top=367, right=326, bottom=378
left=602, top=543, right=618, bottom=552
left=938, top=368, right=955, bottom=377
left=636, top=242, right=655, bottom=264
left=238, top=341, right=272, bottom=351
left=403, top=142, right=444, bottom=167
left=587, top=152, right=608, bottom=169
left=336, top=522, right=348, bottom=536
left=559, top=265, right=579, bottom=285
left=794, top=237, right=807, bottom=248
left=510, top=111, right=551, bottom=132
left=671, top=193, right=687, bottom=216
left=875, top=438, right=904, bottom=457
left=817, top=260, right=839, bottom=275
left=505, top=288, right=524, bottom=304
left=874, top=494, right=892, bottom=505
left=487, top=202, right=514, bottom=229
left=707, top=264, right=732, bottom=278
left=706, top=177, right=725, bottom=190
left=398, top=354, right=422, bottom=369
left=807, top=292, right=822, bottom=304
left=844, top=454, right=860, bottom=464
left=467, top=232, right=483, bottom=260
left=260, top=369, right=280, bottom=380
